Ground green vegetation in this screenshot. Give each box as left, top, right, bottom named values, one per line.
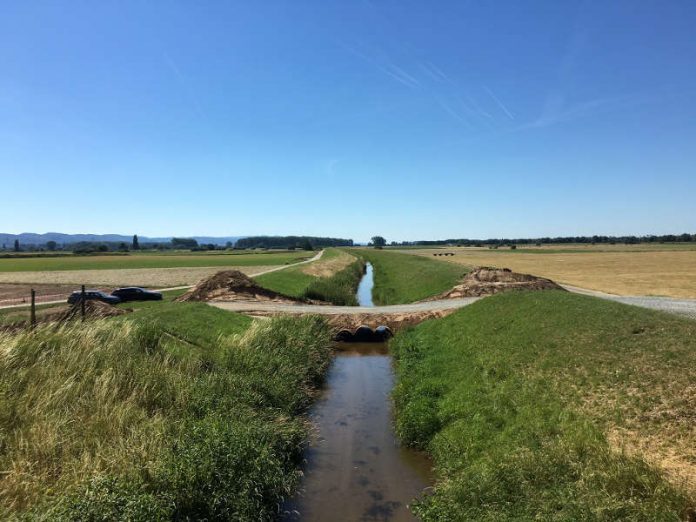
left=391, top=290, right=695, bottom=520
left=303, top=259, right=364, bottom=305
left=236, top=235, right=353, bottom=249
left=357, top=248, right=465, bottom=304
left=0, top=250, right=312, bottom=272
left=257, top=249, right=365, bottom=305
left=255, top=267, right=319, bottom=298
left=0, top=307, right=333, bottom=520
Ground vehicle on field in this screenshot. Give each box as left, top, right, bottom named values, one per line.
left=111, top=287, right=163, bottom=302
left=67, top=290, right=121, bottom=305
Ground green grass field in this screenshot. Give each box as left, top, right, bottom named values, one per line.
left=0, top=250, right=312, bottom=272
left=391, top=290, right=695, bottom=520
left=356, top=248, right=466, bottom=304
left=0, top=305, right=333, bottom=520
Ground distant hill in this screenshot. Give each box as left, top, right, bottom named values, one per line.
left=0, top=233, right=245, bottom=247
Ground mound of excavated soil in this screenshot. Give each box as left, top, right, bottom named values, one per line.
left=176, top=270, right=300, bottom=303
left=58, top=300, right=129, bottom=322
left=427, top=266, right=564, bottom=300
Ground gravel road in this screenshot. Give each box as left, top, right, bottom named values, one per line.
left=210, top=297, right=481, bottom=315
left=563, top=285, right=696, bottom=319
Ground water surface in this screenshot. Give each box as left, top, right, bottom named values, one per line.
left=356, top=262, right=375, bottom=307
left=282, top=343, right=431, bottom=521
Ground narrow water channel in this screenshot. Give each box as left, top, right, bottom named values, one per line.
left=282, top=343, right=431, bottom=521
left=282, top=261, right=432, bottom=521
left=356, top=262, right=375, bottom=307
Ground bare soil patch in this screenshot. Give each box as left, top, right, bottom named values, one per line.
left=56, top=301, right=129, bottom=323
left=425, top=266, right=563, bottom=300
left=177, top=270, right=304, bottom=303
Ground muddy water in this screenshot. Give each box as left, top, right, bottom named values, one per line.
left=282, top=343, right=432, bottom=521
left=356, top=262, right=375, bottom=307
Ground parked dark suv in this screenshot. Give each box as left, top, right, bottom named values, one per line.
left=67, top=290, right=121, bottom=305
left=111, top=287, right=163, bottom=302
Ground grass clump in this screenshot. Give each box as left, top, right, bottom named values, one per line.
left=391, top=290, right=695, bottom=520
left=357, top=248, right=466, bottom=304
left=0, top=310, right=332, bottom=520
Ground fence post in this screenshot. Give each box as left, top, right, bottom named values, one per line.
left=30, top=289, right=36, bottom=329
left=81, top=285, right=86, bottom=322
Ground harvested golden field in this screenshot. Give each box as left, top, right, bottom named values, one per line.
left=399, top=247, right=696, bottom=298
left=0, top=265, right=278, bottom=289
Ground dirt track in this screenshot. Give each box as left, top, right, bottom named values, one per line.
left=210, top=297, right=481, bottom=315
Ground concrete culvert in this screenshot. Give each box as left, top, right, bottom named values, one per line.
left=375, top=325, right=393, bottom=341
left=334, top=329, right=354, bottom=342
left=353, top=325, right=376, bottom=342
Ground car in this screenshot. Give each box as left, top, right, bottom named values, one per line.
left=67, top=290, right=121, bottom=305
left=111, top=287, right=163, bottom=302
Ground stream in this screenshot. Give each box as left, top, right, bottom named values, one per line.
left=282, top=262, right=432, bottom=521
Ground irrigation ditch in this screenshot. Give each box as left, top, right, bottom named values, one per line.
left=282, top=262, right=433, bottom=521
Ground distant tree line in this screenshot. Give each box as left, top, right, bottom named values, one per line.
left=2, top=236, right=210, bottom=254
left=394, top=233, right=695, bottom=247
left=235, top=236, right=354, bottom=249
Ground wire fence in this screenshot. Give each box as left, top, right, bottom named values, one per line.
left=0, top=286, right=87, bottom=330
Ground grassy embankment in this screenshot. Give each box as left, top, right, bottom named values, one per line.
left=391, top=290, right=695, bottom=520
left=357, top=249, right=466, bottom=304
left=0, top=250, right=312, bottom=272
left=256, top=248, right=365, bottom=305
left=0, top=303, right=333, bottom=520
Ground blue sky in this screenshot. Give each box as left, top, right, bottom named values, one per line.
left=1, top=1, right=695, bottom=242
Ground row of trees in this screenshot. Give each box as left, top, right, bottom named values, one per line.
left=235, top=236, right=354, bottom=249
left=393, top=233, right=696, bottom=247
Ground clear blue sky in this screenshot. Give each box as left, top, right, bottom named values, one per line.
left=1, top=1, right=695, bottom=242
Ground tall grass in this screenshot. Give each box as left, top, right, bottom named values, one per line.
left=0, top=312, right=332, bottom=520
left=303, top=258, right=365, bottom=305
left=391, top=290, right=694, bottom=520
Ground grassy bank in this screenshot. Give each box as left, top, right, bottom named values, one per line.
left=391, top=290, right=695, bottom=520
left=257, top=249, right=364, bottom=305
left=303, top=258, right=364, bottom=305
left=356, top=249, right=465, bottom=304
left=0, top=307, right=333, bottom=520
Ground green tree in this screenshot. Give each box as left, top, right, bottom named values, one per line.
left=171, top=237, right=199, bottom=249
left=132, top=234, right=140, bottom=250
left=46, top=240, right=57, bottom=251
left=371, top=236, right=386, bottom=248
left=301, top=239, right=314, bottom=251
left=13, top=239, right=20, bottom=252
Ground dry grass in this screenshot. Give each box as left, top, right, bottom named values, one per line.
left=0, top=265, right=278, bottom=288
left=300, top=249, right=355, bottom=278
left=400, top=247, right=696, bottom=298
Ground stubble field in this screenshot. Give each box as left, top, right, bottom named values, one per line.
left=398, top=244, right=696, bottom=298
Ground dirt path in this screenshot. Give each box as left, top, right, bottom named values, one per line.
left=210, top=297, right=481, bottom=315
